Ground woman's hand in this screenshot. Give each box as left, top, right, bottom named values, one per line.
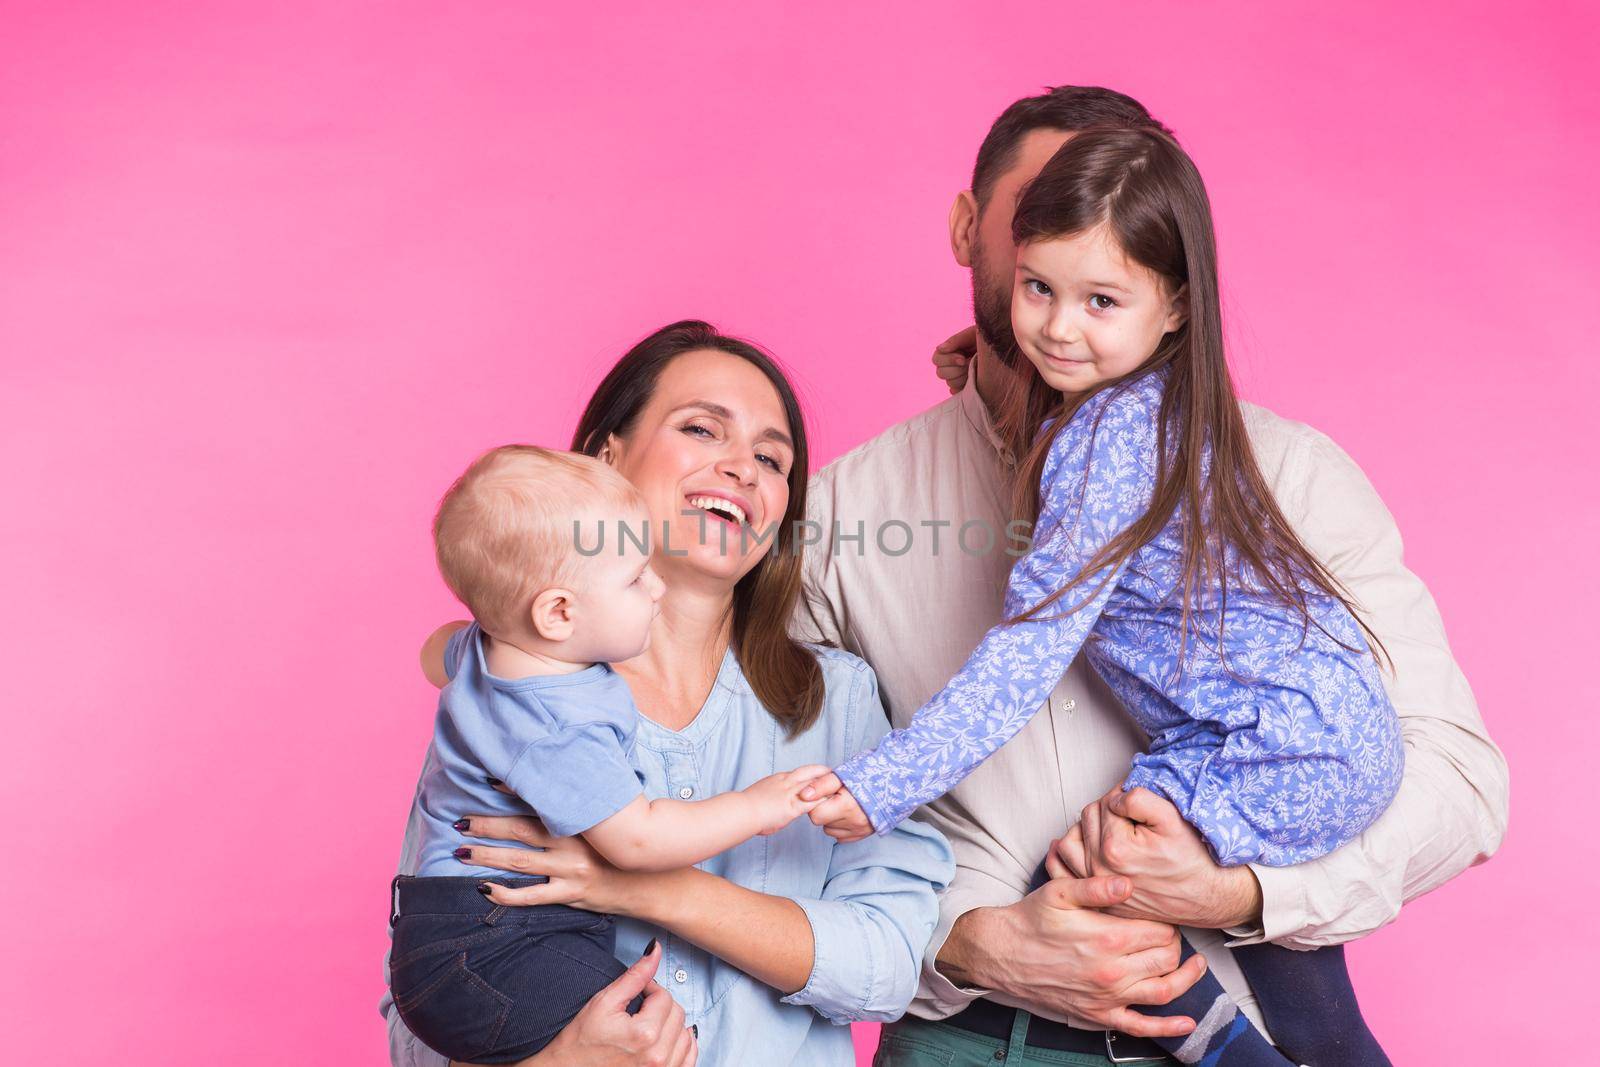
left=457, top=942, right=697, bottom=1067
left=456, top=814, right=652, bottom=916
left=1048, top=786, right=1263, bottom=930
left=931, top=325, right=977, bottom=394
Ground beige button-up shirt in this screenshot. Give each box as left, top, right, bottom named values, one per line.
left=795, top=371, right=1508, bottom=1028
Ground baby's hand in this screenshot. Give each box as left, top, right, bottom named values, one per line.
left=743, top=765, right=831, bottom=836
left=798, top=771, right=873, bottom=843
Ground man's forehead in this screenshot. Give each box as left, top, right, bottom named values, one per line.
left=982, top=128, right=1074, bottom=224
left=1001, top=129, right=1074, bottom=190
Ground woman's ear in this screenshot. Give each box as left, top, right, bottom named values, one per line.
left=598, top=433, right=622, bottom=468
left=1164, top=284, right=1189, bottom=333
left=949, top=190, right=979, bottom=268
left=529, top=587, right=577, bottom=642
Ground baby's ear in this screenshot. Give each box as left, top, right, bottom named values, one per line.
left=529, top=587, right=577, bottom=641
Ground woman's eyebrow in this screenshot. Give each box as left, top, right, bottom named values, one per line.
left=678, top=400, right=793, bottom=449
left=761, top=427, right=794, bottom=450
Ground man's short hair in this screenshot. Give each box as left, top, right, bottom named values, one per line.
left=433, top=445, right=643, bottom=638
left=971, top=86, right=1166, bottom=209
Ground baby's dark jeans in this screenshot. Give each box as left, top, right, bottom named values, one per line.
left=388, top=875, right=629, bottom=1064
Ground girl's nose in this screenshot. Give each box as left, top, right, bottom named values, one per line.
left=1043, top=310, right=1080, bottom=345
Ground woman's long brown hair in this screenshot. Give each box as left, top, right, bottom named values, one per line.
left=571, top=320, right=826, bottom=736
left=996, top=128, right=1385, bottom=671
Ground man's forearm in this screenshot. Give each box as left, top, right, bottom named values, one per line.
left=933, top=906, right=995, bottom=990
left=1240, top=728, right=1507, bottom=947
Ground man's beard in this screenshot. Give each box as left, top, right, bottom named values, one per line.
left=970, top=238, right=1023, bottom=368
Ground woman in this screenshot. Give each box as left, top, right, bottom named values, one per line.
left=382, top=320, right=954, bottom=1066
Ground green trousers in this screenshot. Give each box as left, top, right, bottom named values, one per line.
left=873, top=1011, right=1171, bottom=1067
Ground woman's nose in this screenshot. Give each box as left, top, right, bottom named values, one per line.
left=715, top=451, right=758, bottom=486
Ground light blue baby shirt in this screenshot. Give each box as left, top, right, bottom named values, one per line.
left=383, top=645, right=954, bottom=1066
left=410, top=623, right=645, bottom=878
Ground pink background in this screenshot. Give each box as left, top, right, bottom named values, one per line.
left=3, top=2, right=1595, bottom=1062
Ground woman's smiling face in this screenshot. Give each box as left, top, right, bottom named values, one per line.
left=603, top=348, right=795, bottom=591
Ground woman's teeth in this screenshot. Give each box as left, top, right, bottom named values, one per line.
left=687, top=495, right=746, bottom=525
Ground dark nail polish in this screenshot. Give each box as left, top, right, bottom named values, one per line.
left=476, top=883, right=492, bottom=897
left=485, top=776, right=504, bottom=787
left=644, top=938, right=659, bottom=955
left=452, top=817, right=471, bottom=832
left=453, top=846, right=472, bottom=861
left=691, top=1025, right=698, bottom=1040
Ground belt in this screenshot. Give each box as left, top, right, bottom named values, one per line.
left=941, top=998, right=1170, bottom=1062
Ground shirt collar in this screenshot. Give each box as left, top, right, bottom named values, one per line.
left=632, top=645, right=739, bottom=752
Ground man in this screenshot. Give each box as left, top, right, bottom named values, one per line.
left=795, top=86, right=1507, bottom=1065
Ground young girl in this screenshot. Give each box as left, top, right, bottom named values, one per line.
left=803, top=127, right=1405, bottom=1066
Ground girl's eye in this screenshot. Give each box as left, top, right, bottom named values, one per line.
left=1023, top=279, right=1052, bottom=298
left=757, top=453, right=787, bottom=474
left=681, top=422, right=715, bottom=438
left=1089, top=293, right=1118, bottom=310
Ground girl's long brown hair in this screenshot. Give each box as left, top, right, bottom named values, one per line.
left=997, top=128, right=1385, bottom=670
left=571, top=320, right=826, bottom=736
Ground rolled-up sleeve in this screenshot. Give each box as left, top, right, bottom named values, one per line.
left=1227, top=424, right=1510, bottom=948
left=781, top=668, right=954, bottom=1023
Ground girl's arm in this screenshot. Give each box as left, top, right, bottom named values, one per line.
left=832, top=383, right=1162, bottom=833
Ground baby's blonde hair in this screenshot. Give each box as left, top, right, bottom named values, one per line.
left=433, top=445, right=644, bottom=638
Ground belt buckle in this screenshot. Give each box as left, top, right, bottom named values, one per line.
left=1104, top=1030, right=1150, bottom=1064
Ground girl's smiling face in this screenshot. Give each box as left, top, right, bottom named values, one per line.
left=602, top=348, right=795, bottom=591
left=1011, top=223, right=1186, bottom=396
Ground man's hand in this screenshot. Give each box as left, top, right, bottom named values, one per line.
left=797, top=771, right=873, bottom=842
left=936, top=875, right=1204, bottom=1039
left=1053, top=786, right=1263, bottom=930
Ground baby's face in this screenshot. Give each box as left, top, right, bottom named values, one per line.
left=568, top=506, right=665, bottom=664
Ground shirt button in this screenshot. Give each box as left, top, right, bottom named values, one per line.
left=674, top=968, right=689, bottom=983
left=1062, top=699, right=1076, bottom=712
left=993, top=1050, right=1006, bottom=1061
left=678, top=786, right=694, bottom=799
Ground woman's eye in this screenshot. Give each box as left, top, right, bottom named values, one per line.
left=1023, top=279, right=1051, bottom=298
left=757, top=453, right=786, bottom=473
left=1089, top=293, right=1118, bottom=310
left=681, top=423, right=714, bottom=438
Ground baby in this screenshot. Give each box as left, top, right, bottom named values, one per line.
left=389, top=445, right=825, bottom=1064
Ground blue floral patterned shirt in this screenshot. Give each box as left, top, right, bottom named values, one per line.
left=835, top=370, right=1405, bottom=867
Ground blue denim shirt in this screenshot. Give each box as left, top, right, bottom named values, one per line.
left=381, top=645, right=954, bottom=1067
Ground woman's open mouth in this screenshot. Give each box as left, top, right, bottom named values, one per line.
left=686, top=494, right=748, bottom=528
